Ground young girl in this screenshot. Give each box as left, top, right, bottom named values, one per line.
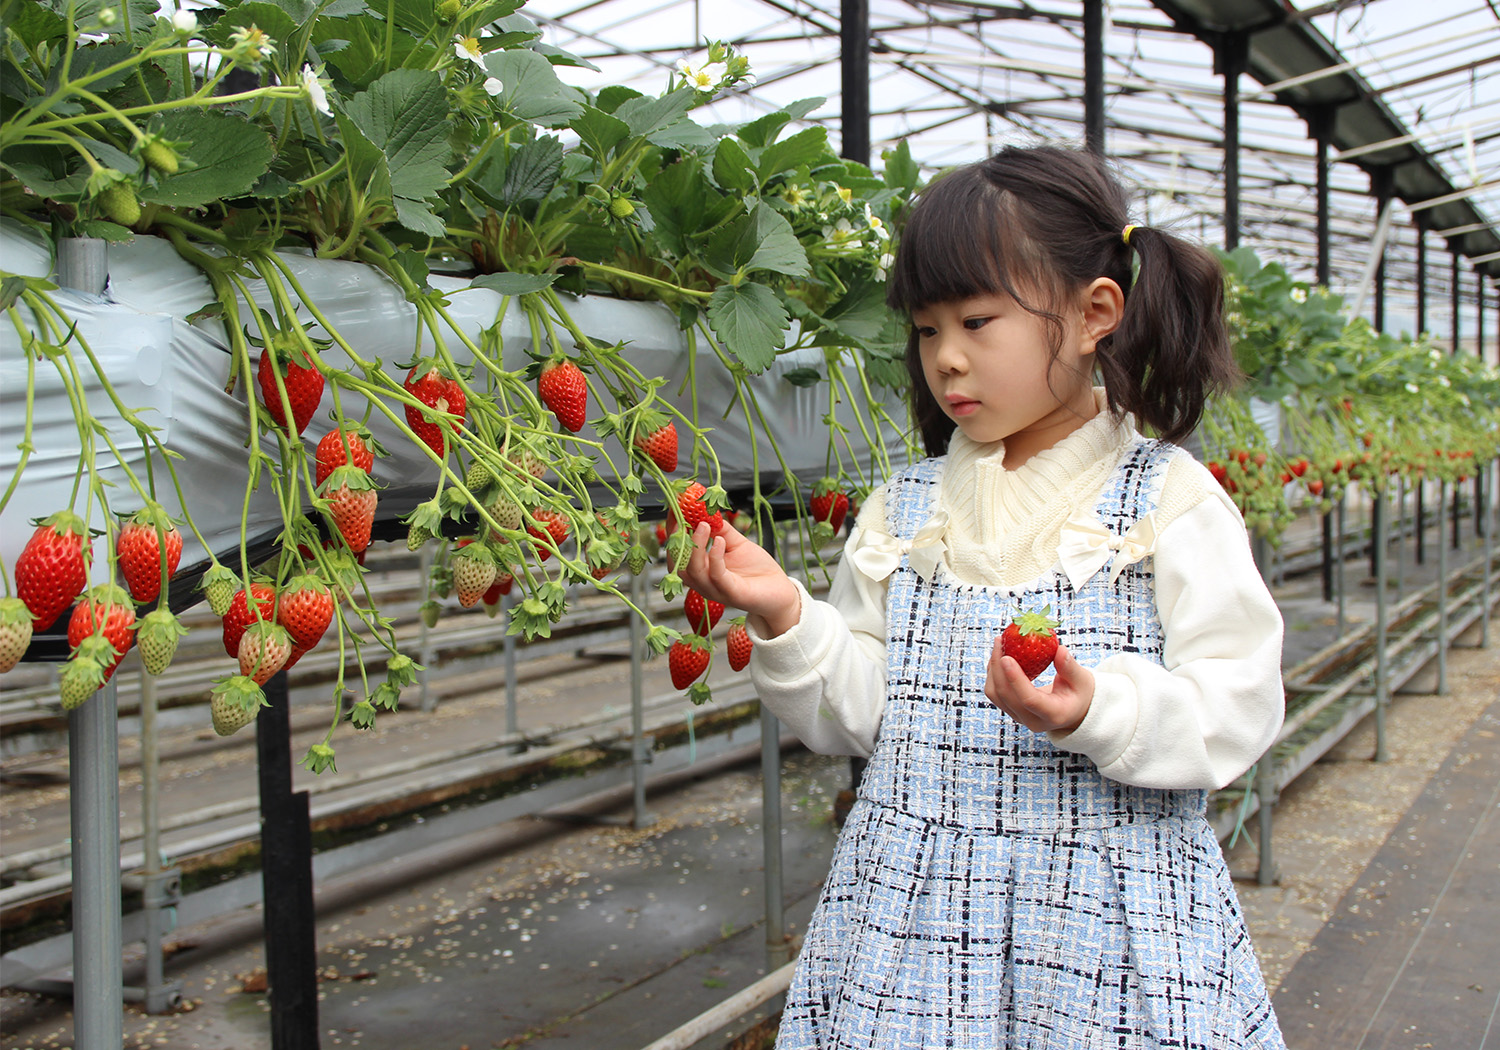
left=682, top=145, right=1287, bottom=1048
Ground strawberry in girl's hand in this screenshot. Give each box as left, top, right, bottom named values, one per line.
left=403, top=362, right=467, bottom=457
left=117, top=507, right=182, bottom=605
left=16, top=510, right=92, bottom=630
left=671, top=481, right=723, bottom=534
left=538, top=356, right=588, bottom=433
left=810, top=477, right=850, bottom=533
left=320, top=465, right=378, bottom=554
left=726, top=618, right=752, bottom=672
left=67, top=584, right=137, bottom=683
left=258, top=343, right=324, bottom=436
left=1000, top=607, right=1060, bottom=681
left=683, top=588, right=724, bottom=633
left=669, top=635, right=712, bottom=690
left=315, top=428, right=375, bottom=486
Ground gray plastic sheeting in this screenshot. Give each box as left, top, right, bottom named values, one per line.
left=0, top=222, right=909, bottom=587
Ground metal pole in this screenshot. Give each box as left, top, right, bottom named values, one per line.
left=1416, top=481, right=1426, bottom=564
left=1373, top=487, right=1390, bottom=763
left=1082, top=0, right=1106, bottom=155
left=256, top=671, right=320, bottom=1050
left=758, top=522, right=788, bottom=971
left=1312, top=107, right=1332, bottom=287
left=1217, top=34, right=1246, bottom=251
left=139, top=671, right=182, bottom=1013
left=1415, top=224, right=1427, bottom=335
left=418, top=544, right=434, bottom=712
left=1436, top=480, right=1448, bottom=695
left=629, top=571, right=654, bottom=829
left=1394, top=477, right=1405, bottom=596
left=503, top=587, right=520, bottom=742
left=1336, top=494, right=1347, bottom=637
left=840, top=0, right=870, bottom=167
left=1451, top=252, right=1461, bottom=354
left=69, top=681, right=124, bottom=1050
left=1483, top=459, right=1494, bottom=650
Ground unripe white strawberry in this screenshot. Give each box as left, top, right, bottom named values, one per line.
left=0, top=597, right=34, bottom=674
left=210, top=674, right=267, bottom=736
left=237, top=621, right=294, bottom=685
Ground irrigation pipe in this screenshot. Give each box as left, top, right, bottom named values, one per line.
left=638, top=960, right=798, bottom=1050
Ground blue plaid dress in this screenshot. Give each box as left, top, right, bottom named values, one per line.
left=777, top=440, right=1286, bottom=1049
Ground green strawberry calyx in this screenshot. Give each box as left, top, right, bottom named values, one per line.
left=1010, top=606, right=1058, bottom=638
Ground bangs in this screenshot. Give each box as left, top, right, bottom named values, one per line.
left=885, top=168, right=1044, bottom=315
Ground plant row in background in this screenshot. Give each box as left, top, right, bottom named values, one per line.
left=1, top=0, right=1496, bottom=772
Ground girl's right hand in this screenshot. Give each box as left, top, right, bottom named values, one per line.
left=681, top=520, right=801, bottom=638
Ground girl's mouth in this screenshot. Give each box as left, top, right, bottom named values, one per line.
left=946, top=396, right=980, bottom=416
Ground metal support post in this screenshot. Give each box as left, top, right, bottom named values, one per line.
left=69, top=680, right=124, bottom=1050
left=1082, top=0, right=1106, bottom=154
left=1436, top=482, right=1449, bottom=693
left=1216, top=33, right=1247, bottom=250
left=1482, top=460, right=1494, bottom=650
left=1415, top=481, right=1425, bottom=564
left=138, top=672, right=182, bottom=1013
left=418, top=544, right=434, bottom=712
left=1453, top=483, right=1462, bottom=550
left=1394, top=477, right=1405, bottom=596
left=1320, top=508, right=1333, bottom=601
left=1335, top=494, right=1347, bottom=637
left=256, top=671, right=320, bottom=1050
left=628, top=571, right=655, bottom=829
left=839, top=0, right=870, bottom=167
left=503, top=587, right=520, bottom=743
left=1255, top=773, right=1279, bottom=887
left=758, top=519, right=789, bottom=971
left=1373, top=488, right=1390, bottom=763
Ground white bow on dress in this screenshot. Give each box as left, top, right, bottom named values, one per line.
left=1057, top=510, right=1158, bottom=591
left=848, top=509, right=950, bottom=583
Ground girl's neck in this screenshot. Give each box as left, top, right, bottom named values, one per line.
left=999, top=387, right=1102, bottom=470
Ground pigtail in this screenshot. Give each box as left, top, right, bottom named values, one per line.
left=1100, top=226, right=1240, bottom=444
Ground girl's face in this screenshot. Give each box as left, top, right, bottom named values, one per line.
left=913, top=280, right=1120, bottom=468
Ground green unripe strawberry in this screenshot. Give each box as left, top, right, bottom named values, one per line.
left=626, top=544, right=649, bottom=576
left=60, top=655, right=107, bottom=711
left=407, top=520, right=432, bottom=551
left=464, top=459, right=493, bottom=490
left=199, top=562, right=239, bottom=617
left=437, top=0, right=461, bottom=20
left=608, top=196, right=635, bottom=219
left=140, top=139, right=179, bottom=176
left=96, top=182, right=141, bottom=226
left=210, top=674, right=267, bottom=736
left=137, top=608, right=187, bottom=676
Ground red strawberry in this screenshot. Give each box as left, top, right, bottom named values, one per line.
left=683, top=588, right=724, bottom=633
left=237, top=621, right=294, bottom=685
left=810, top=477, right=850, bottom=533
left=538, top=357, right=588, bottom=432
left=321, top=465, right=378, bottom=555
left=315, top=428, right=375, bottom=487
left=1289, top=457, right=1309, bottom=478
left=276, top=575, right=334, bottom=651
left=726, top=619, right=752, bottom=672
left=222, top=582, right=277, bottom=659
left=669, top=635, right=712, bottom=690
left=633, top=420, right=678, bottom=473
left=404, top=363, right=467, bottom=457
left=1307, top=479, right=1325, bottom=496
left=116, top=507, right=182, bottom=605
left=257, top=342, right=324, bottom=435
left=526, top=508, right=571, bottom=561
left=15, top=510, right=92, bottom=630
left=451, top=543, right=498, bottom=607
left=0, top=597, right=36, bottom=674
left=999, top=606, right=1060, bottom=681
left=67, top=584, right=137, bottom=682
left=481, top=572, right=513, bottom=609
left=670, top=481, right=723, bottom=534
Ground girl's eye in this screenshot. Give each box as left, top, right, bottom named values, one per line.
left=914, top=326, right=937, bottom=339
left=963, top=316, right=990, bottom=331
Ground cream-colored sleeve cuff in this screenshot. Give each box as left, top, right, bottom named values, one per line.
left=1048, top=671, right=1137, bottom=770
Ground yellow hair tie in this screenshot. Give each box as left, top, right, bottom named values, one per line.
left=1122, top=224, right=1139, bottom=247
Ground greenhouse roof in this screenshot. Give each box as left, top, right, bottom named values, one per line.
left=528, top=0, right=1500, bottom=339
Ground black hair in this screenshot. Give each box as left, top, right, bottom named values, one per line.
left=886, top=145, right=1240, bottom=456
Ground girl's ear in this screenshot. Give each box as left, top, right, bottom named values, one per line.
left=1078, top=277, right=1125, bottom=355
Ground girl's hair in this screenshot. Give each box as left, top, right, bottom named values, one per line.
left=886, top=145, right=1239, bottom=456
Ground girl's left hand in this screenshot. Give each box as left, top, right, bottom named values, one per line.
left=984, top=643, right=1095, bottom=734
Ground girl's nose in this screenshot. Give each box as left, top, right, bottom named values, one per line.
left=931, top=334, right=967, bottom=375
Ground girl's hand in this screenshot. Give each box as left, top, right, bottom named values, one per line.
left=984, top=643, right=1095, bottom=734
left=681, top=520, right=801, bottom=637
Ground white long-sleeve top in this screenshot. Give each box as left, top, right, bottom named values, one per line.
left=748, top=401, right=1285, bottom=791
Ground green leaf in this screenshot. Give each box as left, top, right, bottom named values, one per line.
left=882, top=138, right=919, bottom=193
left=572, top=106, right=631, bottom=159
left=45, top=42, right=135, bottom=94
left=642, top=158, right=708, bottom=257
left=335, top=111, right=390, bottom=201
left=708, top=283, right=787, bottom=374
left=205, top=1, right=300, bottom=52
left=139, top=111, right=273, bottom=206
left=595, top=84, right=643, bottom=113
left=532, top=40, right=599, bottom=70
left=820, top=278, right=888, bottom=347
left=614, top=88, right=695, bottom=138
left=735, top=111, right=790, bottom=150
left=501, top=134, right=563, bottom=206
left=704, top=202, right=808, bottom=280
left=470, top=272, right=559, bottom=295
left=484, top=49, right=583, bottom=128
left=781, top=366, right=822, bottom=387
left=74, top=219, right=135, bottom=241
left=711, top=138, right=756, bottom=195
left=647, top=119, right=716, bottom=152
left=758, top=126, right=830, bottom=185
left=319, top=16, right=417, bottom=89
left=3, top=0, right=67, bottom=48
left=1, top=144, right=87, bottom=200
left=344, top=68, right=451, bottom=206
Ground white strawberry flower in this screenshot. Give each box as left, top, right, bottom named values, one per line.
left=821, top=218, right=862, bottom=250
left=229, top=25, right=276, bottom=65
left=875, top=251, right=895, bottom=280
left=677, top=57, right=727, bottom=91
left=1289, top=286, right=1308, bottom=303
left=301, top=64, right=331, bottom=115
left=863, top=203, right=889, bottom=240
left=170, top=8, right=197, bottom=33
left=483, top=76, right=504, bottom=96
left=454, top=34, right=485, bottom=67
